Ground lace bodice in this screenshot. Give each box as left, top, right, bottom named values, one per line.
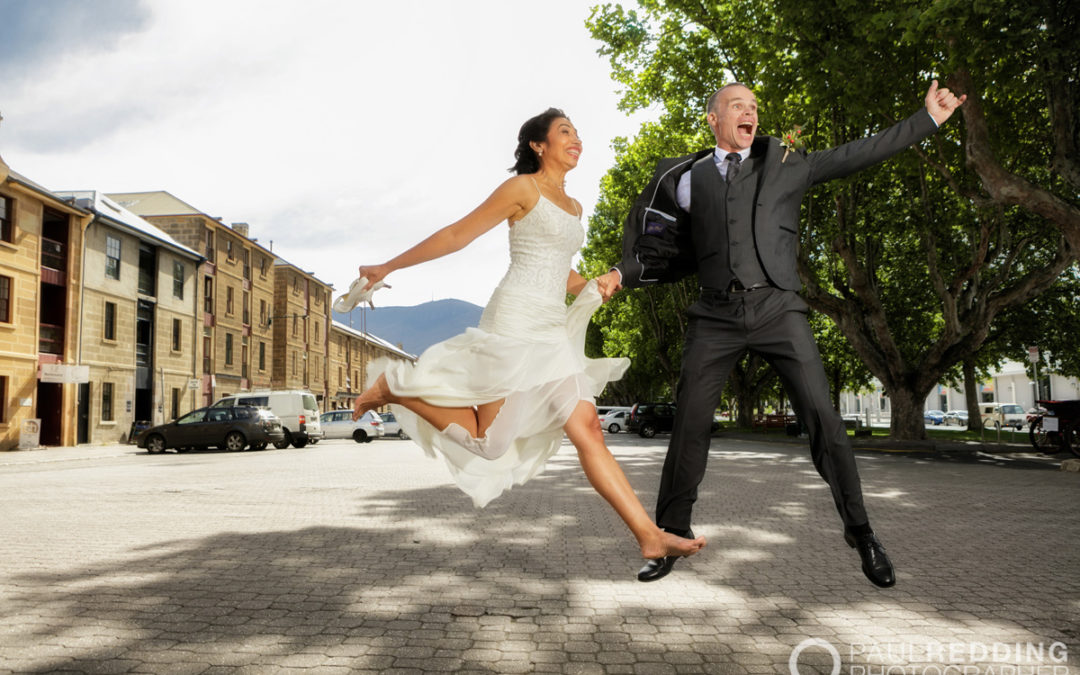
left=478, top=195, right=585, bottom=341
left=497, top=195, right=583, bottom=298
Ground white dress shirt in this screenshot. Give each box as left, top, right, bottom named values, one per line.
left=675, top=146, right=752, bottom=211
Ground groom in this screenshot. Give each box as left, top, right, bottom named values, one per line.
left=598, top=80, right=965, bottom=586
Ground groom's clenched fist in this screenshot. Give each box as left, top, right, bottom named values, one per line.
left=925, top=79, right=966, bottom=126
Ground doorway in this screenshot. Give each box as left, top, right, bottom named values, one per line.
left=36, top=381, right=63, bottom=446
left=77, top=382, right=89, bottom=443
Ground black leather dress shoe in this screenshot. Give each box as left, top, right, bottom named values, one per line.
left=637, top=556, right=677, bottom=582
left=845, top=530, right=896, bottom=588
left=637, top=528, right=695, bottom=582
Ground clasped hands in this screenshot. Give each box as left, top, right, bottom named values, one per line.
left=595, top=270, right=622, bottom=303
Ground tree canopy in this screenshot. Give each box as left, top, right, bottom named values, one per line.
left=582, top=0, right=1079, bottom=438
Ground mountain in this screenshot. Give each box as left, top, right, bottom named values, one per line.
left=333, top=298, right=484, bottom=356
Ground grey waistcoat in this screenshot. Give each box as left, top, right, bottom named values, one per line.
left=689, top=152, right=769, bottom=290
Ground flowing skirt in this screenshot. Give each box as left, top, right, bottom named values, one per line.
left=367, top=280, right=629, bottom=507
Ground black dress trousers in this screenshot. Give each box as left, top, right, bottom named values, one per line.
left=655, top=286, right=869, bottom=532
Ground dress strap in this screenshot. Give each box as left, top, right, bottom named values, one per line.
left=530, top=175, right=582, bottom=218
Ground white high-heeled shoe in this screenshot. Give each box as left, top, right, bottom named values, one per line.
left=333, top=276, right=390, bottom=313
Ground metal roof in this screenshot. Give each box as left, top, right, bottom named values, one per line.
left=56, top=190, right=203, bottom=261
left=331, top=320, right=416, bottom=361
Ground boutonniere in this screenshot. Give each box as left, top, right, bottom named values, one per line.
left=780, top=125, right=807, bottom=163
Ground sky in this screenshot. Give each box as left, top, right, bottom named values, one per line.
left=0, top=0, right=654, bottom=307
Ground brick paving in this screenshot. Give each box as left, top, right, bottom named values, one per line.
left=0, top=435, right=1077, bottom=674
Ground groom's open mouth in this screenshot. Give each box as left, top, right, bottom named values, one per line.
left=737, top=123, right=755, bottom=137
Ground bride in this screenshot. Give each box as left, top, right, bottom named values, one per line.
left=350, top=108, right=706, bottom=563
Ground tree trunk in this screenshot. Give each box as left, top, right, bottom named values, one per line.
left=734, top=386, right=755, bottom=427
left=730, top=354, right=774, bottom=427
left=888, top=388, right=928, bottom=440
left=963, top=358, right=983, bottom=432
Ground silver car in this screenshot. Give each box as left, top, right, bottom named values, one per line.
left=319, top=410, right=384, bottom=443
left=602, top=409, right=630, bottom=433
left=378, top=411, right=409, bottom=439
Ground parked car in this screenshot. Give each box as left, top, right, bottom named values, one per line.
left=627, top=403, right=675, bottom=438
left=378, top=411, right=409, bottom=439
left=602, top=409, right=630, bottom=434
left=319, top=409, right=384, bottom=443
left=212, top=390, right=323, bottom=449
left=943, top=410, right=969, bottom=427
left=627, top=403, right=718, bottom=438
left=596, top=405, right=631, bottom=418
left=923, top=409, right=945, bottom=425
left=980, top=402, right=1026, bottom=430
left=138, top=405, right=285, bottom=454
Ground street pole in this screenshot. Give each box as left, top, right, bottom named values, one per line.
left=1028, top=345, right=1041, bottom=405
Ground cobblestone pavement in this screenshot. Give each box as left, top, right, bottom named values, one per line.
left=1, top=435, right=1077, bottom=674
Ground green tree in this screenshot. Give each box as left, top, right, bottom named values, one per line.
left=583, top=0, right=1078, bottom=439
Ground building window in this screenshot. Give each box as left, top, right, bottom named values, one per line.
left=205, top=228, right=215, bottom=260
left=203, top=276, right=213, bottom=313
left=0, top=195, right=13, bottom=243
left=225, top=333, right=233, bottom=365
left=314, top=322, right=320, bottom=343
left=0, top=275, right=11, bottom=323
left=105, top=235, right=121, bottom=280
left=242, top=344, right=249, bottom=379
left=203, top=336, right=211, bottom=374
left=226, top=239, right=234, bottom=260
left=293, top=276, right=299, bottom=294
left=242, top=291, right=249, bottom=325
left=172, top=318, right=182, bottom=351
left=292, top=352, right=297, bottom=376
left=259, top=299, right=267, bottom=326
left=171, top=388, right=180, bottom=420
left=338, top=366, right=342, bottom=388
left=259, top=256, right=267, bottom=277
left=173, top=261, right=185, bottom=299
left=0, top=375, right=7, bottom=423
left=104, top=302, right=117, bottom=340
left=226, top=286, right=234, bottom=315
left=292, top=314, right=298, bottom=337
left=259, top=341, right=266, bottom=371
left=101, top=382, right=114, bottom=421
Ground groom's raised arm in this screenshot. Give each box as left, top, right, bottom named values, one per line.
left=805, top=80, right=965, bottom=186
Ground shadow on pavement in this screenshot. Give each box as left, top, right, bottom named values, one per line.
left=3, top=440, right=1077, bottom=672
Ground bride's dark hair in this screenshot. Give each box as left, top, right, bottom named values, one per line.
left=510, top=107, right=567, bottom=175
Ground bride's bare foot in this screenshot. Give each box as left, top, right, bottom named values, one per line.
left=352, top=374, right=391, bottom=420
left=640, top=531, right=707, bottom=560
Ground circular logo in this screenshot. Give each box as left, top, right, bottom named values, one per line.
left=789, top=638, right=841, bottom=675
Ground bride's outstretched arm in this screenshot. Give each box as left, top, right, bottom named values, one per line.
left=566, top=270, right=587, bottom=296
left=356, top=176, right=535, bottom=289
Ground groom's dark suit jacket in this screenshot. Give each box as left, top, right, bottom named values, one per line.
left=614, top=111, right=939, bottom=289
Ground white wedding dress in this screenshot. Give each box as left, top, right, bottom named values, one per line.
left=368, top=191, right=629, bottom=507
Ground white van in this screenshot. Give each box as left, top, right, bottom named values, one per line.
left=979, top=402, right=1026, bottom=430
left=212, top=390, right=323, bottom=448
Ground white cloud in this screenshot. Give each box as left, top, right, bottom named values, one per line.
left=1, top=0, right=655, bottom=306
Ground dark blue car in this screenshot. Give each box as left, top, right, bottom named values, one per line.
left=923, top=409, right=945, bottom=425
